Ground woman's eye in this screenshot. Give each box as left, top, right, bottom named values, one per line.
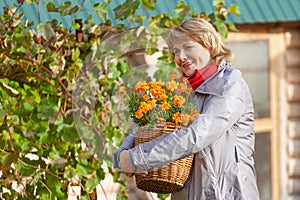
left=173, top=49, right=180, bottom=55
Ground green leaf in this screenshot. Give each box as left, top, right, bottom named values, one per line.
left=216, top=21, right=228, bottom=39
left=19, top=158, right=36, bottom=176
left=61, top=126, right=78, bottom=142
left=85, top=175, right=100, bottom=191
left=59, top=1, right=79, bottom=16
left=45, top=173, right=65, bottom=199
left=7, top=115, right=19, bottom=124
left=3, top=152, right=18, bottom=167
left=64, top=166, right=77, bottom=178
left=113, top=0, right=140, bottom=20
left=50, top=153, right=66, bottom=169
left=227, top=4, right=241, bottom=17
left=94, top=3, right=108, bottom=22
left=228, top=22, right=238, bottom=31
left=174, top=1, right=191, bottom=18
left=71, top=21, right=81, bottom=30
left=23, top=102, right=34, bottom=112
left=76, top=163, right=95, bottom=177
left=109, top=64, right=121, bottom=79
left=46, top=2, right=59, bottom=12
left=37, top=23, right=55, bottom=40
left=104, top=0, right=112, bottom=4
left=142, top=0, right=156, bottom=11
left=213, top=0, right=225, bottom=7
left=25, top=0, right=38, bottom=4
left=40, top=81, right=57, bottom=95
left=37, top=96, right=60, bottom=120
left=0, top=81, right=20, bottom=97
left=30, top=88, right=41, bottom=104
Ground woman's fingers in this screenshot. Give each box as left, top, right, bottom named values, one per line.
left=119, top=150, right=136, bottom=173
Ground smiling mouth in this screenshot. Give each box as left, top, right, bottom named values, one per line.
left=182, top=62, right=192, bottom=69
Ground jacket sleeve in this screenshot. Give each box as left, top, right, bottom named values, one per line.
left=130, top=82, right=246, bottom=171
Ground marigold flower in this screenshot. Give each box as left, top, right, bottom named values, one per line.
left=139, top=101, right=152, bottom=113
left=148, top=99, right=157, bottom=109
left=134, top=110, right=143, bottom=119
left=173, top=95, right=185, bottom=108
left=157, top=93, right=168, bottom=101
left=143, top=95, right=150, bottom=101
left=134, top=81, right=149, bottom=93
left=172, top=112, right=182, bottom=125
left=150, top=88, right=158, bottom=97
left=161, top=101, right=171, bottom=110
left=190, top=110, right=200, bottom=121
left=177, top=82, right=188, bottom=94
left=166, top=80, right=178, bottom=92
left=181, top=113, right=190, bottom=126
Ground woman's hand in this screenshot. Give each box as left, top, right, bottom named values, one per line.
left=119, top=150, right=148, bottom=176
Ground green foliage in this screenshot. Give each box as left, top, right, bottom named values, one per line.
left=0, top=0, right=239, bottom=199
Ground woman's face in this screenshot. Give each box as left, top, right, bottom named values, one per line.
left=173, top=38, right=211, bottom=77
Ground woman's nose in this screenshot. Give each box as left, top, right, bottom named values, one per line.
left=178, top=50, right=187, bottom=61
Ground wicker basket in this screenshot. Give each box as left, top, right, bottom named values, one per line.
left=134, top=123, right=194, bottom=194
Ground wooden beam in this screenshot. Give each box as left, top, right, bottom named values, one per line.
left=269, top=32, right=286, bottom=200
left=254, top=118, right=272, bottom=133
left=288, top=120, right=300, bottom=139
left=287, top=84, right=300, bottom=102
left=288, top=178, right=300, bottom=194
left=287, top=68, right=300, bottom=84
left=288, top=103, right=300, bottom=118
left=288, top=140, right=300, bottom=157
left=286, top=48, right=300, bottom=68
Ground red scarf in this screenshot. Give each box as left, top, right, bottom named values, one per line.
left=183, top=63, right=218, bottom=90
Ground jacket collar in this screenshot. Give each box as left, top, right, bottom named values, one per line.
left=194, top=60, right=231, bottom=96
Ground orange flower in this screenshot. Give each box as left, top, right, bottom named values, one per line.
left=150, top=88, right=158, bottom=97
left=148, top=99, right=157, bottom=109
left=157, top=93, right=168, bottom=101
left=181, top=113, right=190, bottom=126
left=166, top=80, right=178, bottom=92
left=148, top=81, right=164, bottom=89
left=177, top=82, right=188, bottom=94
left=134, top=81, right=149, bottom=93
left=173, top=95, right=185, bottom=108
left=139, top=101, right=152, bottom=113
left=190, top=110, right=200, bottom=121
left=161, top=101, right=171, bottom=110
left=134, top=110, right=143, bottom=119
left=143, top=95, right=150, bottom=101
left=172, top=112, right=182, bottom=125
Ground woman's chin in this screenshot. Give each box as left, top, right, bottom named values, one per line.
left=183, top=69, right=196, bottom=77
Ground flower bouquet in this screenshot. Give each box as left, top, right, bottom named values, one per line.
left=121, top=76, right=199, bottom=194
left=128, top=79, right=199, bottom=127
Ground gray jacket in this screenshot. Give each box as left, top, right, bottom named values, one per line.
left=116, top=61, right=260, bottom=199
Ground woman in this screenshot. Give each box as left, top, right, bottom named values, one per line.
left=114, top=18, right=260, bottom=199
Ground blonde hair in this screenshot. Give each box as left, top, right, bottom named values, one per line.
left=167, top=18, right=233, bottom=63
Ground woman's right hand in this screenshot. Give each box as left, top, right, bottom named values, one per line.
left=119, top=150, right=148, bottom=176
